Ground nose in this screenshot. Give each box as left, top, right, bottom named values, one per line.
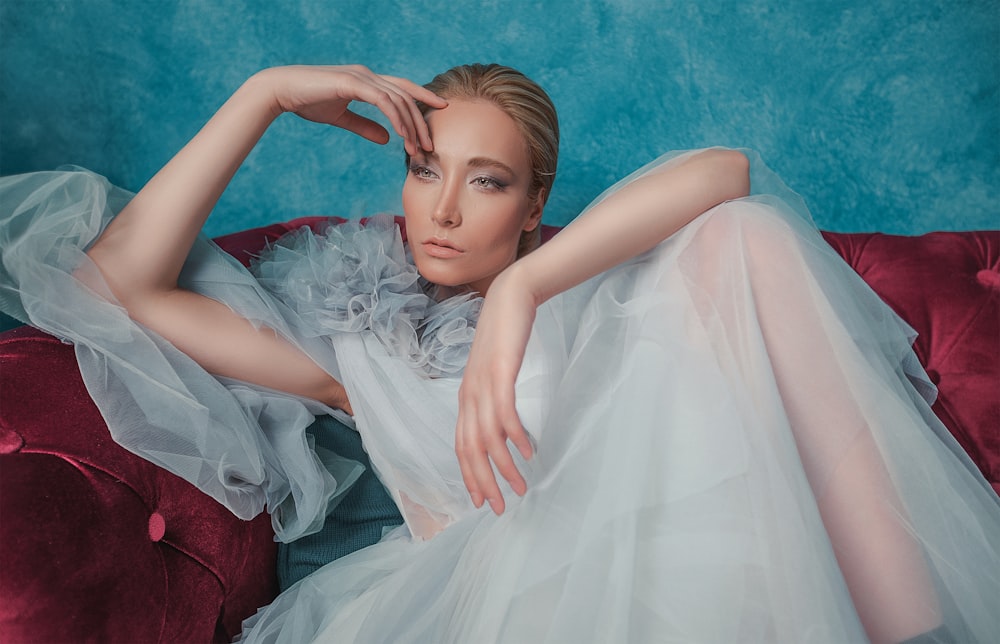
left=431, top=181, right=462, bottom=228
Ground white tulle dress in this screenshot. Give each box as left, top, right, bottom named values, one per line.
left=1, top=150, right=997, bottom=643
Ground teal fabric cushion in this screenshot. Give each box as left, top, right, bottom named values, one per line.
left=0, top=312, right=23, bottom=333
left=276, top=415, right=403, bottom=591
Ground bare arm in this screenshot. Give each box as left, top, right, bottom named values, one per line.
left=456, top=149, right=751, bottom=513
left=85, top=65, right=446, bottom=410
left=506, top=148, right=750, bottom=303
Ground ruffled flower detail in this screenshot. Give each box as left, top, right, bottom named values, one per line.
left=417, top=295, right=482, bottom=377
left=252, top=214, right=480, bottom=376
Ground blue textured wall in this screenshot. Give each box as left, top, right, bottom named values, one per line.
left=1, top=0, right=997, bottom=237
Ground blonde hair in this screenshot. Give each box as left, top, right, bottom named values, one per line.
left=411, top=63, right=559, bottom=257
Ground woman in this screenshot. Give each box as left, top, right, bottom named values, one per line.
left=1, top=64, right=997, bottom=643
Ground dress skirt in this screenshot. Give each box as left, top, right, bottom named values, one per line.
left=1, top=151, right=997, bottom=643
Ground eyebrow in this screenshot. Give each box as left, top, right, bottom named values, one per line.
left=468, top=157, right=518, bottom=177
left=418, top=152, right=519, bottom=178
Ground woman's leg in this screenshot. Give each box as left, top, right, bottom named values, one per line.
left=688, top=202, right=943, bottom=643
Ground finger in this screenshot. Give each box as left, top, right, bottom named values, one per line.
left=334, top=110, right=391, bottom=145
left=354, top=69, right=434, bottom=154
left=476, top=455, right=507, bottom=516
left=371, top=92, right=414, bottom=154
left=509, top=424, right=534, bottom=463
left=401, top=87, right=434, bottom=152
left=473, top=406, right=513, bottom=515
left=459, top=386, right=507, bottom=514
left=455, top=406, right=485, bottom=508
left=488, top=435, right=526, bottom=499
left=491, top=405, right=529, bottom=496
left=495, top=383, right=533, bottom=463
left=382, top=76, right=445, bottom=151
left=372, top=80, right=422, bottom=153
left=463, top=442, right=501, bottom=513
left=383, top=75, right=449, bottom=108
left=476, top=373, right=529, bottom=501
left=350, top=79, right=417, bottom=155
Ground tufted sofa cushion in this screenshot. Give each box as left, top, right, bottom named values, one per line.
left=0, top=219, right=996, bottom=642
left=822, top=230, right=1000, bottom=494
left=0, top=326, right=278, bottom=642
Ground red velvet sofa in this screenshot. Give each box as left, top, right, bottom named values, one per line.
left=1, top=217, right=997, bottom=643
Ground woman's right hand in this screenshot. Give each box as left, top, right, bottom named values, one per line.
left=254, top=65, right=447, bottom=155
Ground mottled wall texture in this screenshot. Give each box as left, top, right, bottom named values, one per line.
left=1, top=0, right=997, bottom=237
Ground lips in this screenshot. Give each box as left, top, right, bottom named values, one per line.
left=422, top=238, right=464, bottom=259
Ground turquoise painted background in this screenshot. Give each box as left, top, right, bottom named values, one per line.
left=1, top=0, right=997, bottom=238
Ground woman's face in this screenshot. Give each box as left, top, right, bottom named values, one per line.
left=403, top=99, right=543, bottom=295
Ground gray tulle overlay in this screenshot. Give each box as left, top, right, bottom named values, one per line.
left=1, top=151, right=998, bottom=642
left=0, top=171, right=477, bottom=542
left=252, top=217, right=482, bottom=379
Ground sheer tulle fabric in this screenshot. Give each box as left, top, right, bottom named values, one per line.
left=2, top=173, right=354, bottom=540
left=252, top=216, right=482, bottom=379
left=241, top=153, right=1000, bottom=643
left=0, top=173, right=482, bottom=542
left=2, top=152, right=998, bottom=642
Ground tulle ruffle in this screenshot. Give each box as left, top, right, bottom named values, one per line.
left=252, top=214, right=481, bottom=378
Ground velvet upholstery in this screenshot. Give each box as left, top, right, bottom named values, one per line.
left=820, top=230, right=1000, bottom=494
left=0, top=326, right=278, bottom=643
left=0, top=219, right=996, bottom=642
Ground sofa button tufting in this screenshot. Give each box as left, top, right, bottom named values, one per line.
left=976, top=269, right=1000, bottom=290
left=0, top=427, right=24, bottom=453
left=148, top=512, right=166, bottom=542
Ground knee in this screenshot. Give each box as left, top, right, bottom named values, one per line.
left=691, top=199, right=797, bottom=263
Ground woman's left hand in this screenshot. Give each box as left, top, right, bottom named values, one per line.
left=456, top=268, right=538, bottom=515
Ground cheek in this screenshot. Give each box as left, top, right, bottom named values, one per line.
left=401, top=182, right=426, bottom=237
left=478, top=200, right=531, bottom=248
left=401, top=180, right=418, bottom=218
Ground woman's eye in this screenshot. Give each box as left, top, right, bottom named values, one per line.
left=473, top=176, right=506, bottom=191
left=409, top=165, right=436, bottom=180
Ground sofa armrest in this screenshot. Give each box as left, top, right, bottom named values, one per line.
left=0, top=326, right=278, bottom=642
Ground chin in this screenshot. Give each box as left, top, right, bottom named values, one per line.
left=413, top=259, right=469, bottom=288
